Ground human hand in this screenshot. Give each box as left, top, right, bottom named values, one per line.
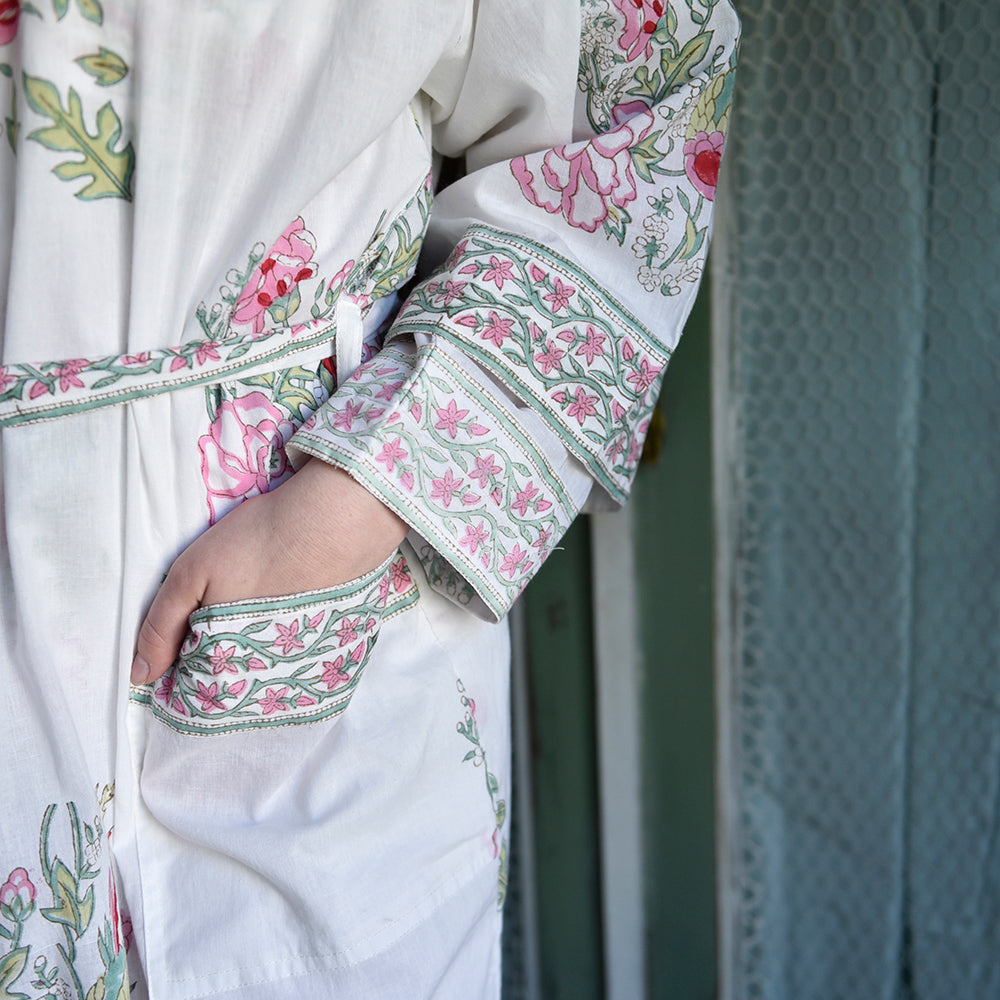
left=130, top=460, right=409, bottom=687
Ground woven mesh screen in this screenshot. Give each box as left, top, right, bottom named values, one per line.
left=723, top=2, right=1000, bottom=998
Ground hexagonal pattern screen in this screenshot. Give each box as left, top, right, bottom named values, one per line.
left=721, top=2, right=1000, bottom=998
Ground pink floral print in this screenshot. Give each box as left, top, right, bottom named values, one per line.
left=684, top=130, right=726, bottom=200
left=132, top=557, right=419, bottom=733
left=613, top=0, right=666, bottom=61
left=0, top=867, right=36, bottom=920
left=198, top=390, right=296, bottom=524
left=511, top=101, right=655, bottom=233
left=232, top=218, right=317, bottom=333
left=0, top=1, right=19, bottom=47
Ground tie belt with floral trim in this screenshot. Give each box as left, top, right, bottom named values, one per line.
left=0, top=181, right=431, bottom=429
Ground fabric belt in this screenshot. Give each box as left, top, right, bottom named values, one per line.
left=0, top=178, right=431, bottom=429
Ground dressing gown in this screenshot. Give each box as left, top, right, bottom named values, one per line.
left=0, top=1, right=739, bottom=997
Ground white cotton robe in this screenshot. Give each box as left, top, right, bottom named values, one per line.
left=0, top=1, right=739, bottom=997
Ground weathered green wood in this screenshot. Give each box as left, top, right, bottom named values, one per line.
left=521, top=517, right=604, bottom=1000
left=634, top=281, right=717, bottom=1000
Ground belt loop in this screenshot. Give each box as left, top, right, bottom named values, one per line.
left=335, top=297, right=364, bottom=385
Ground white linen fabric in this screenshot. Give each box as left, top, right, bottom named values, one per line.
left=0, top=1, right=739, bottom=997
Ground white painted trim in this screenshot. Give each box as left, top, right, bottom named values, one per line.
left=590, top=507, right=646, bottom=1000
left=508, top=603, right=543, bottom=1000
left=711, top=167, right=743, bottom=1000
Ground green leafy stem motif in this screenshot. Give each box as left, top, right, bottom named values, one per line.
left=132, top=557, right=419, bottom=735
left=0, top=795, right=126, bottom=1000
left=456, top=679, right=508, bottom=908
left=23, top=73, right=133, bottom=201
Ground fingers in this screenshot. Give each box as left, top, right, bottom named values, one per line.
left=131, top=560, right=204, bottom=687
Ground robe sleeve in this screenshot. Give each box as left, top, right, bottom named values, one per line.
left=289, top=0, right=741, bottom=621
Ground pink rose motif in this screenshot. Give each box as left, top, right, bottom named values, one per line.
left=512, top=102, right=656, bottom=233
left=684, top=130, right=726, bottom=201
left=232, top=218, right=317, bottom=333
left=0, top=1, right=19, bottom=47
left=199, top=391, right=296, bottom=524
left=0, top=867, right=36, bottom=920
left=613, top=0, right=665, bottom=62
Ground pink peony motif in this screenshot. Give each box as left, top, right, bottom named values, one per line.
left=0, top=366, right=14, bottom=392
left=512, top=101, right=656, bottom=233
left=613, top=0, right=666, bottom=62
left=0, top=1, right=19, bottom=47
left=684, top=130, right=726, bottom=200
left=232, top=218, right=317, bottom=333
left=0, top=867, right=36, bottom=920
left=199, top=391, right=296, bottom=524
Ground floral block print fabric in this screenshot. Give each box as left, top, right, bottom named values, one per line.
left=297, top=0, right=740, bottom=618
left=387, top=225, right=667, bottom=505
left=131, top=553, right=419, bottom=735
left=0, top=0, right=737, bottom=996
left=292, top=344, right=581, bottom=622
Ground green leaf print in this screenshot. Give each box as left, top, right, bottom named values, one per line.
left=20, top=1, right=42, bottom=16
left=5, top=81, right=16, bottom=154
left=75, top=47, right=127, bottom=87
left=51, top=0, right=68, bottom=19
left=76, top=0, right=103, bottom=24
left=23, top=74, right=134, bottom=201
left=0, top=946, right=30, bottom=1000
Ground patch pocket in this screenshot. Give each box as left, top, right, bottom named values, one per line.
left=133, top=551, right=418, bottom=736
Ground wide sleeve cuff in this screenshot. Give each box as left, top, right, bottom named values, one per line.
left=386, top=225, right=667, bottom=506
left=288, top=340, right=586, bottom=621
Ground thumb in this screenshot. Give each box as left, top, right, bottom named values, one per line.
left=131, top=561, right=205, bottom=687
